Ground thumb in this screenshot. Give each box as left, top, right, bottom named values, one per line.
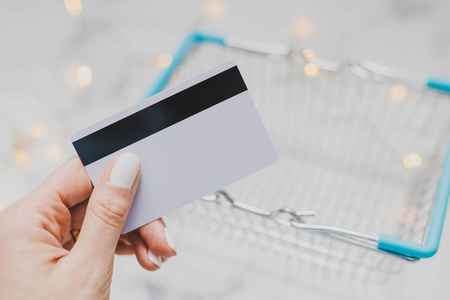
left=71, top=152, right=140, bottom=267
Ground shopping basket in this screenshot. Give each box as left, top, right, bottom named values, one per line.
left=142, top=32, right=450, bottom=277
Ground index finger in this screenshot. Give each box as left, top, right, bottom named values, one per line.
left=34, top=155, right=93, bottom=208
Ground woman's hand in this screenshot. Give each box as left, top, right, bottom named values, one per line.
left=0, top=153, right=177, bottom=299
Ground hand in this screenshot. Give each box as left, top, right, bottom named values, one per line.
left=0, top=153, right=177, bottom=299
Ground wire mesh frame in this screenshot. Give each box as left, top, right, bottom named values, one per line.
left=144, top=32, right=450, bottom=276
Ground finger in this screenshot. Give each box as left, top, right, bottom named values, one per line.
left=62, top=238, right=75, bottom=251
left=69, top=199, right=88, bottom=230
left=116, top=241, right=134, bottom=255
left=139, top=218, right=177, bottom=258
left=34, top=155, right=93, bottom=208
left=65, top=232, right=134, bottom=254
left=119, top=234, right=132, bottom=246
left=70, top=153, right=140, bottom=268
left=130, top=231, right=161, bottom=271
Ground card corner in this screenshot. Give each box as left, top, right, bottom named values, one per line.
left=70, top=133, right=79, bottom=144
left=223, top=60, right=237, bottom=68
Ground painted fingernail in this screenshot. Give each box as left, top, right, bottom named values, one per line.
left=148, top=250, right=161, bottom=268
left=164, top=227, right=178, bottom=254
left=110, top=153, right=140, bottom=189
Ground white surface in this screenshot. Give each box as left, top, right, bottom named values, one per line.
left=0, top=1, right=449, bottom=299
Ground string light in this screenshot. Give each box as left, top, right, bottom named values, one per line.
left=295, top=19, right=313, bottom=38
left=47, top=143, right=63, bottom=162
left=28, top=123, right=47, bottom=140
left=64, top=0, right=83, bottom=16
left=12, top=144, right=30, bottom=165
left=388, top=84, right=409, bottom=103
left=155, top=53, right=173, bottom=68
left=304, top=63, right=319, bottom=77
left=302, top=49, right=316, bottom=62
left=403, top=153, right=422, bottom=169
left=76, top=65, right=92, bottom=86
left=204, top=0, right=225, bottom=19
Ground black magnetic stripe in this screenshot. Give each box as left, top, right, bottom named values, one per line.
left=73, top=66, right=247, bottom=166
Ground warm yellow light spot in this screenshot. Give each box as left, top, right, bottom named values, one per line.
left=155, top=53, right=173, bottom=68
left=399, top=203, right=417, bottom=225
left=28, top=123, right=47, bottom=140
left=64, top=0, right=82, bottom=16
left=399, top=203, right=408, bottom=218
left=388, top=84, right=409, bottom=103
left=204, top=0, right=225, bottom=18
left=76, top=65, right=92, bottom=86
left=404, top=210, right=417, bottom=224
left=302, top=49, right=316, bottom=62
left=12, top=144, right=30, bottom=165
left=295, top=19, right=313, bottom=38
left=403, top=153, right=422, bottom=169
left=47, top=143, right=63, bottom=162
left=304, top=63, right=319, bottom=77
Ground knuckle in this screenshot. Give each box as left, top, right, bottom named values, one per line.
left=90, top=194, right=128, bottom=228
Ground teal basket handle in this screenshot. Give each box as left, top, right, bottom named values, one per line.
left=141, top=31, right=225, bottom=99
left=378, top=139, right=450, bottom=258
left=427, top=77, right=450, bottom=93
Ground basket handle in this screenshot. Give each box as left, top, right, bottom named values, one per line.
left=378, top=139, right=450, bottom=258
left=427, top=77, right=450, bottom=93
left=141, top=31, right=225, bottom=99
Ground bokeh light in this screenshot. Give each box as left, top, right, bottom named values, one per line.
left=28, top=123, right=47, bottom=140
left=302, top=49, right=316, bottom=62
left=76, top=65, right=92, bottom=86
left=304, top=63, right=319, bottom=77
left=47, top=143, right=63, bottom=162
left=403, top=153, right=422, bottom=169
left=295, top=19, right=313, bottom=38
left=204, top=1, right=225, bottom=19
left=64, top=0, right=83, bottom=16
left=399, top=203, right=418, bottom=225
left=12, top=144, right=30, bottom=165
left=388, top=84, right=409, bottom=103
left=155, top=53, right=173, bottom=69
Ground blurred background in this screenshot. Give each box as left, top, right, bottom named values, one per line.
left=1, top=0, right=450, bottom=299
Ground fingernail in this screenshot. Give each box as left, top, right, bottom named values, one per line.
left=110, top=153, right=140, bottom=189
left=148, top=250, right=161, bottom=268
left=164, top=227, right=178, bottom=254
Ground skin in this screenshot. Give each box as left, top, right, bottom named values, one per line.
left=0, top=154, right=176, bottom=299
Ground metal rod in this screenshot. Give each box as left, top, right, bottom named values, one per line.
left=202, top=190, right=420, bottom=261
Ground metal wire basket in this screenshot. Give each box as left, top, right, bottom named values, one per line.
left=143, top=32, right=450, bottom=279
